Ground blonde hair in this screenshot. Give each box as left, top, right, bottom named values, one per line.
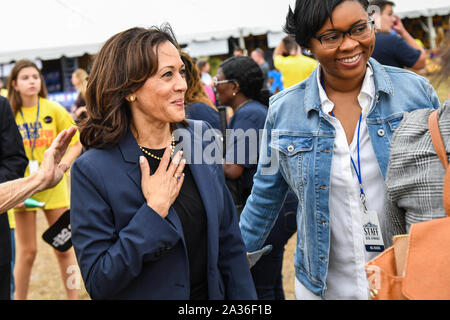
left=72, top=68, right=88, bottom=100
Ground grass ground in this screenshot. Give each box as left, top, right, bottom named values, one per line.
left=25, top=210, right=89, bottom=300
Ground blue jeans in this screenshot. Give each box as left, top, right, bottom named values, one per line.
left=250, top=191, right=297, bottom=300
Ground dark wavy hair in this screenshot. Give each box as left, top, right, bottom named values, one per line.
left=79, top=24, right=180, bottom=150
left=284, top=0, right=370, bottom=48
left=219, top=56, right=270, bottom=106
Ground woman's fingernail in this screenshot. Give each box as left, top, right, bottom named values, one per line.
left=139, top=156, right=145, bottom=164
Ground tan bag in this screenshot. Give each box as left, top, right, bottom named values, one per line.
left=365, top=109, right=450, bottom=300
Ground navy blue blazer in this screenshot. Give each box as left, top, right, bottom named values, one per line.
left=70, top=120, right=256, bottom=300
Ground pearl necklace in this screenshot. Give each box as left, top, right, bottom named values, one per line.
left=139, top=135, right=175, bottom=161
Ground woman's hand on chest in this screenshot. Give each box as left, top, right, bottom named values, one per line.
left=139, top=148, right=186, bottom=218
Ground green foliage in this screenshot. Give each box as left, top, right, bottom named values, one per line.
left=208, top=57, right=222, bottom=77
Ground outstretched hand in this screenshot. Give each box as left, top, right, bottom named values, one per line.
left=37, top=126, right=78, bottom=192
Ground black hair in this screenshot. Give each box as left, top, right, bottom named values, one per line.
left=368, top=0, right=395, bottom=13
left=219, top=56, right=270, bottom=106
left=284, top=0, right=370, bottom=48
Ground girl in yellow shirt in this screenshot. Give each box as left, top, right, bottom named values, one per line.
left=7, top=59, right=82, bottom=300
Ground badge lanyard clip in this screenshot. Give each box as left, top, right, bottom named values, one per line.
left=324, top=75, right=369, bottom=213
left=331, top=111, right=367, bottom=208
left=331, top=110, right=385, bottom=252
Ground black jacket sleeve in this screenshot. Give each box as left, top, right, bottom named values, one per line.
left=0, top=96, right=28, bottom=184
left=0, top=96, right=28, bottom=264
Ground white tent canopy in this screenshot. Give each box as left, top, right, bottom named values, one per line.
left=394, top=0, right=450, bottom=18
left=1, top=0, right=449, bottom=64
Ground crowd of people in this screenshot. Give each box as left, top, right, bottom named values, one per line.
left=0, top=0, right=448, bottom=300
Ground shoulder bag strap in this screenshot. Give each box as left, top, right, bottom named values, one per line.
left=428, top=109, right=450, bottom=216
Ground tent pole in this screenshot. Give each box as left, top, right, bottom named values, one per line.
left=427, top=15, right=436, bottom=50
left=238, top=28, right=247, bottom=55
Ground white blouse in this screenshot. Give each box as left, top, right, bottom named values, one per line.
left=295, top=64, right=386, bottom=300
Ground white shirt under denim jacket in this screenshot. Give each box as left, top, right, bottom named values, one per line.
left=239, top=57, right=440, bottom=299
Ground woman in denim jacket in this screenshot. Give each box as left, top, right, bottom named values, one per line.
left=239, top=0, right=440, bottom=300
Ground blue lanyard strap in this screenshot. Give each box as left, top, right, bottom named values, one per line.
left=330, top=110, right=368, bottom=211
left=19, top=98, right=40, bottom=159
left=350, top=113, right=363, bottom=195
left=323, top=72, right=368, bottom=212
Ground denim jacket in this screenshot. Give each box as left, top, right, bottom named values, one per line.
left=239, top=58, right=440, bottom=298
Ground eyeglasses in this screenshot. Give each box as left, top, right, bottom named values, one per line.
left=213, top=78, right=236, bottom=86
left=314, top=20, right=375, bottom=49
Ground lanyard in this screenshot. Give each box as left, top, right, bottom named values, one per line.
left=19, top=98, right=40, bottom=160
left=330, top=110, right=367, bottom=211
left=322, top=73, right=368, bottom=212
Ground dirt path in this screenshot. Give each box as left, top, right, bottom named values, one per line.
left=18, top=210, right=88, bottom=300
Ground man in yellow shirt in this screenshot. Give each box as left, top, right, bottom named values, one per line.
left=273, top=36, right=318, bottom=89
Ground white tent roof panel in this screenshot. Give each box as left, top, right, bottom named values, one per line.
left=1, top=0, right=448, bottom=64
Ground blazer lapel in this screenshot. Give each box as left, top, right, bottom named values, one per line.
left=182, top=122, right=220, bottom=242
left=119, top=127, right=184, bottom=235
left=118, top=129, right=142, bottom=190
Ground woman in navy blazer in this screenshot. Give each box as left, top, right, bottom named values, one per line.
left=70, top=25, right=256, bottom=300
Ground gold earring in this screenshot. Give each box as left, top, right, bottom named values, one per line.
left=128, top=95, right=136, bottom=102
left=233, top=92, right=236, bottom=96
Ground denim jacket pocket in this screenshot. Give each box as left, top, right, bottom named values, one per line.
left=368, top=112, right=404, bottom=133
left=270, top=132, right=313, bottom=191
left=386, top=114, right=404, bottom=132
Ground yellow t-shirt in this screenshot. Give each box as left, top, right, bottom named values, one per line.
left=8, top=209, right=15, bottom=229
left=274, top=55, right=319, bottom=89
left=0, top=88, right=7, bottom=97
left=14, top=97, right=79, bottom=211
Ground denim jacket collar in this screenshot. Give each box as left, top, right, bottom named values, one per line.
left=304, top=57, right=394, bottom=115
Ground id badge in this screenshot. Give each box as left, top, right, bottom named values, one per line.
left=29, top=160, right=39, bottom=175
left=361, top=210, right=385, bottom=252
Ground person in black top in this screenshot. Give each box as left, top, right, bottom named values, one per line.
left=0, top=98, right=77, bottom=300
left=70, top=25, right=257, bottom=300
left=0, top=96, right=28, bottom=300
left=140, top=144, right=208, bottom=299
